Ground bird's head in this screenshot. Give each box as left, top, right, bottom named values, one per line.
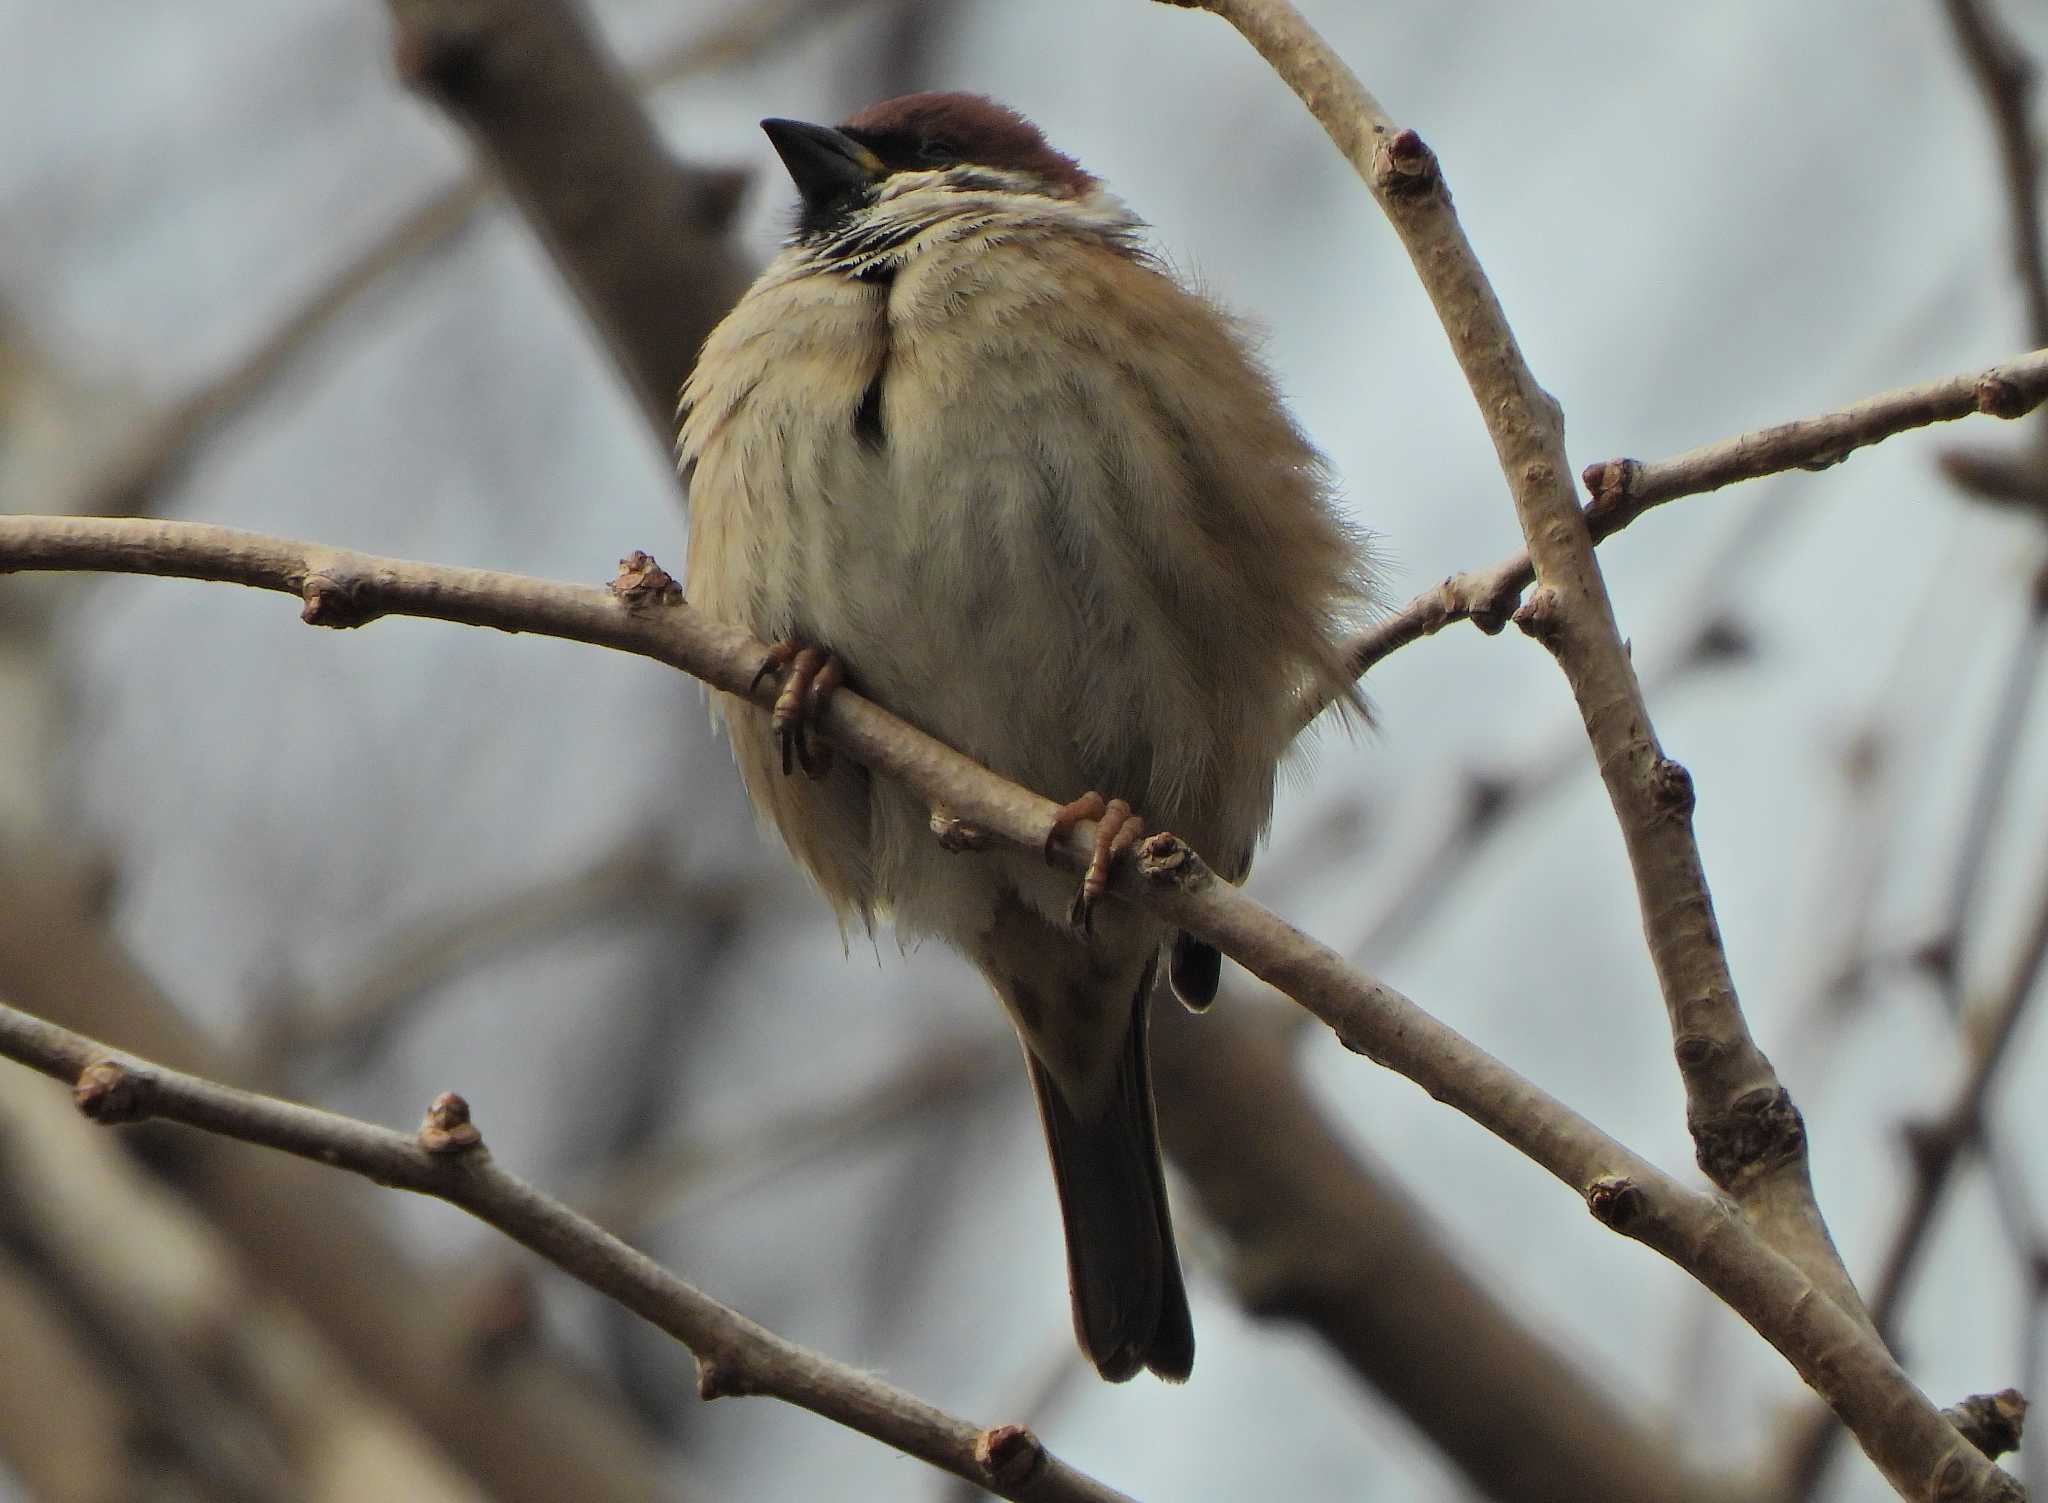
left=761, top=93, right=1097, bottom=243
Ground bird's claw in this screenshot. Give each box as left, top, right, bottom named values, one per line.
left=1045, top=791, right=1146, bottom=933
left=755, top=638, right=844, bottom=779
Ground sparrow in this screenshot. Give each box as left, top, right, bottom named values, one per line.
left=680, top=92, right=1369, bottom=1382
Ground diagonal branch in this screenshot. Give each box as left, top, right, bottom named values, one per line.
left=1149, top=1000, right=1742, bottom=1503
left=0, top=512, right=2017, bottom=1501
left=381, top=0, right=753, bottom=435
left=0, top=1000, right=1134, bottom=1503
left=1340, top=347, right=2048, bottom=679
left=0, top=852, right=684, bottom=1503
left=1166, top=0, right=1875, bottom=1369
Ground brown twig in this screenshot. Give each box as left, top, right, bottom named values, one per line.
left=0, top=1001, right=1134, bottom=1503
left=382, top=0, right=753, bottom=435
left=1339, top=346, right=2048, bottom=682
left=1338, top=610, right=1754, bottom=986
left=0, top=851, right=680, bottom=1503
left=1942, top=0, right=2048, bottom=345
left=1876, top=850, right=2048, bottom=1332
left=1151, top=998, right=1742, bottom=1503
left=0, top=512, right=2017, bottom=1500
left=264, top=705, right=1742, bottom=1499
left=1171, top=0, right=1873, bottom=1356
left=1935, top=579, right=2048, bottom=1014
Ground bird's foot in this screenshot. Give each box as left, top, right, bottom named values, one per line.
left=752, top=638, right=844, bottom=779
left=1044, top=791, right=1148, bottom=933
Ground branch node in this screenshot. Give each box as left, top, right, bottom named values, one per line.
left=608, top=550, right=684, bottom=607
left=1691, top=1086, right=1805, bottom=1190
left=973, top=1423, right=1047, bottom=1488
left=929, top=811, right=991, bottom=853
left=1435, top=572, right=1506, bottom=636
left=1510, top=586, right=1564, bottom=647
left=1135, top=831, right=1212, bottom=893
left=419, top=1091, right=484, bottom=1155
left=300, top=573, right=381, bottom=629
left=1585, top=1175, right=1646, bottom=1231
left=696, top=1356, right=755, bottom=1400
left=1373, top=127, right=1440, bottom=196
left=1941, top=1388, right=2028, bottom=1461
left=1975, top=371, right=2030, bottom=419
left=1913, top=931, right=1961, bottom=985
left=1647, top=757, right=1696, bottom=820
left=1673, top=1032, right=1720, bottom=1070
left=1581, top=457, right=1637, bottom=508
left=73, top=1059, right=152, bottom=1124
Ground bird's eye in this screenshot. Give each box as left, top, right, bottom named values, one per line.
left=915, top=137, right=956, bottom=165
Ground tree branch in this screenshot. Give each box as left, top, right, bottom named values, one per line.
left=381, top=0, right=753, bottom=434
left=0, top=1000, right=1134, bottom=1503
left=0, top=512, right=2017, bottom=1500
left=266, top=786, right=1725, bottom=1502
left=0, top=852, right=684, bottom=1503
left=1341, top=347, right=2048, bottom=679
left=1168, top=0, right=1874, bottom=1365
left=1150, top=1000, right=1742, bottom=1503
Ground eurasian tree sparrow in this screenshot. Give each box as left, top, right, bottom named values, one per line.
left=681, top=92, right=1369, bottom=1382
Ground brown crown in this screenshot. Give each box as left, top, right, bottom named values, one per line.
left=840, top=92, right=1093, bottom=195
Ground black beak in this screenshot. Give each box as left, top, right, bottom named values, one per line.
left=761, top=118, right=884, bottom=214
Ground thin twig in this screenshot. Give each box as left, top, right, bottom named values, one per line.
left=0, top=851, right=685, bottom=1503
left=1942, top=0, right=2048, bottom=345
left=1936, top=580, right=2048, bottom=1010
left=1873, top=844, right=2048, bottom=1337
left=1340, top=610, right=1753, bottom=985
left=1151, top=997, right=1743, bottom=1503
left=0, top=512, right=2015, bottom=1500
left=1340, top=346, right=2048, bottom=682
left=0, top=1001, right=1135, bottom=1503
left=1169, top=0, right=1875, bottom=1374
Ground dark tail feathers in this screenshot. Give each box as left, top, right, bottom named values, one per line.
left=1024, top=967, right=1194, bottom=1382
left=1168, top=932, right=1221, bottom=1011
